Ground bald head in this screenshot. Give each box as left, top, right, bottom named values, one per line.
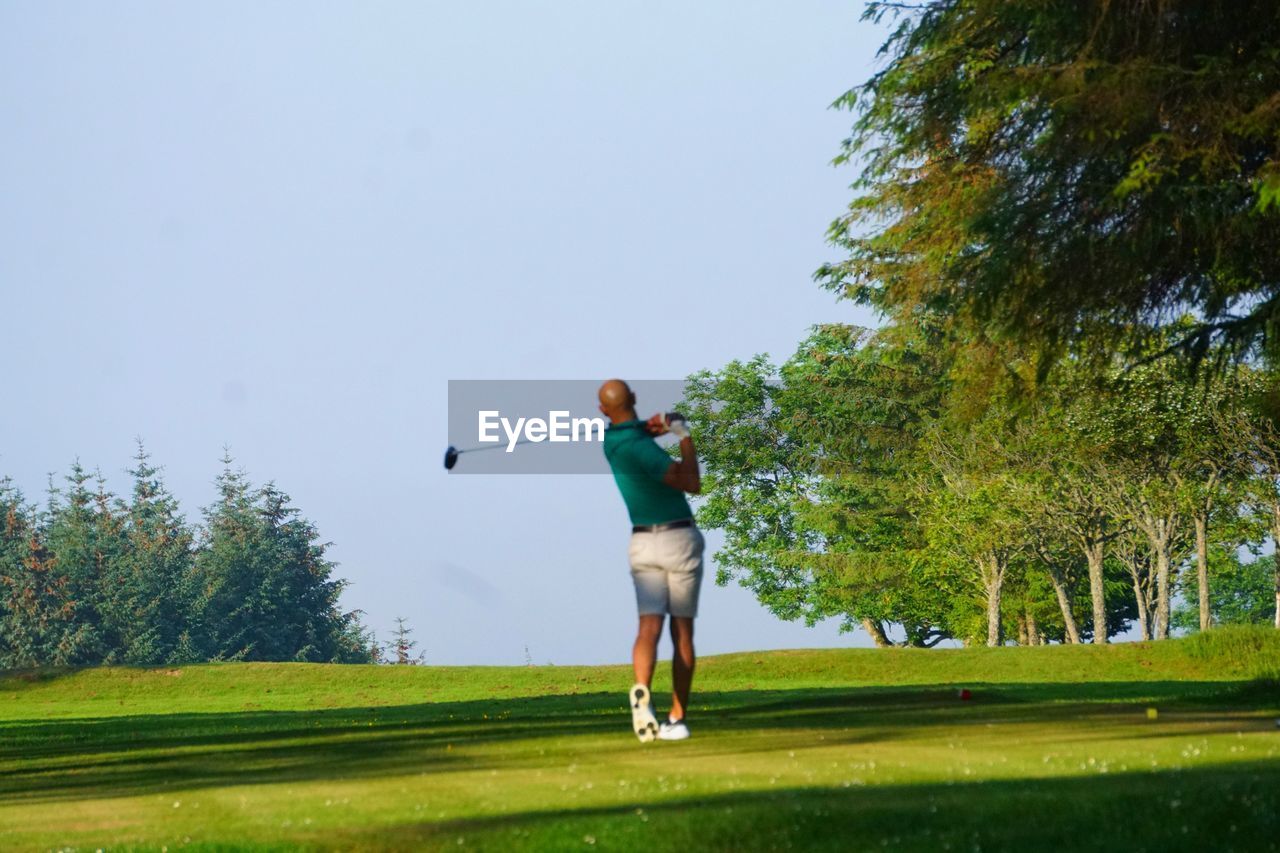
left=598, top=379, right=637, bottom=423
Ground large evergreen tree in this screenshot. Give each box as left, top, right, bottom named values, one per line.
left=821, top=0, right=1280, bottom=374
left=193, top=456, right=368, bottom=663
left=40, top=462, right=117, bottom=664
left=0, top=479, right=70, bottom=667
left=106, top=444, right=196, bottom=664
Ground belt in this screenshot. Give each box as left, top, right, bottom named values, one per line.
left=632, top=518, right=694, bottom=533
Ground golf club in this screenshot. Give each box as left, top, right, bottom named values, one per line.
left=444, top=439, right=534, bottom=470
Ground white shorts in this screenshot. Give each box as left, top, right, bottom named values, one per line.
left=628, top=524, right=705, bottom=618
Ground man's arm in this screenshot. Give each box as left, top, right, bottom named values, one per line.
left=662, top=436, right=701, bottom=495
left=647, top=413, right=700, bottom=495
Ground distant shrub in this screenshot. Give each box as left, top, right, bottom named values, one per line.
left=1183, top=625, right=1280, bottom=681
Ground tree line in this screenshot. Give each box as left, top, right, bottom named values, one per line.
left=683, top=325, right=1279, bottom=647
left=682, top=0, right=1280, bottom=647
left=0, top=445, right=375, bottom=667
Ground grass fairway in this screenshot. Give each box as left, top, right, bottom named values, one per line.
left=1, top=630, right=1277, bottom=851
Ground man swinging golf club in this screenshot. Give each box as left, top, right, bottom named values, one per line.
left=598, top=379, right=704, bottom=742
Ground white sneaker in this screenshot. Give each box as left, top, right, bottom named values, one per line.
left=658, top=719, right=690, bottom=741
left=630, top=684, right=659, bottom=743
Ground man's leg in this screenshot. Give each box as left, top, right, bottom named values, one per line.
left=669, top=616, right=695, bottom=721
left=633, top=614, right=664, bottom=687
left=629, top=614, right=664, bottom=742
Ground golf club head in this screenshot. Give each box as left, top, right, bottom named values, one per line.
left=444, top=446, right=459, bottom=470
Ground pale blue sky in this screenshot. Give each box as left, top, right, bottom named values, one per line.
left=0, top=2, right=887, bottom=663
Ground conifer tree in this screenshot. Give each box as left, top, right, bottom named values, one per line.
left=389, top=616, right=424, bottom=665
left=107, top=443, right=195, bottom=664
left=192, top=453, right=262, bottom=660
left=193, top=453, right=371, bottom=663
left=41, top=462, right=119, bottom=663
left=0, top=479, right=71, bottom=667
left=254, top=483, right=350, bottom=662
left=0, top=478, right=29, bottom=666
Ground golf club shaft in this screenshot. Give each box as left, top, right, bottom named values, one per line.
left=455, top=438, right=534, bottom=455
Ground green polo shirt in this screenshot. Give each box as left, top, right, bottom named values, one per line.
left=603, top=420, right=693, bottom=526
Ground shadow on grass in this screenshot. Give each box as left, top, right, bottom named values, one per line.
left=318, top=761, right=1280, bottom=852
left=0, top=681, right=1274, bottom=806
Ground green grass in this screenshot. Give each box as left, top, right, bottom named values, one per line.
left=1, top=630, right=1278, bottom=851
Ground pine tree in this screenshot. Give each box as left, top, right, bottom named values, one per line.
left=337, top=609, right=380, bottom=664
left=0, top=478, right=30, bottom=666
left=254, top=482, right=349, bottom=662
left=193, top=453, right=371, bottom=663
left=388, top=616, right=424, bottom=665
left=191, top=452, right=261, bottom=660
left=40, top=461, right=120, bottom=664
left=107, top=442, right=196, bottom=664
left=0, top=479, right=71, bottom=667
left=91, top=473, right=128, bottom=662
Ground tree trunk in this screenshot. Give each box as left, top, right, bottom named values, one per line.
left=1016, top=614, right=1028, bottom=646
left=981, top=553, right=1005, bottom=647
left=1130, top=572, right=1151, bottom=641
left=1045, top=565, right=1082, bottom=644
left=1086, top=540, right=1107, bottom=644
left=1120, top=546, right=1156, bottom=642
left=1025, top=607, right=1040, bottom=646
left=1153, top=541, right=1172, bottom=640
left=985, top=582, right=1003, bottom=646
left=1272, top=504, right=1280, bottom=631
left=861, top=618, right=892, bottom=648
left=1194, top=513, right=1211, bottom=632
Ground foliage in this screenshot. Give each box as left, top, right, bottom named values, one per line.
left=683, top=325, right=959, bottom=646
left=820, top=0, right=1280, bottom=374
left=0, top=447, right=373, bottom=667
left=1174, top=553, right=1278, bottom=631
left=685, top=323, right=1270, bottom=646
left=388, top=616, right=425, bottom=665
left=687, top=1, right=1280, bottom=649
